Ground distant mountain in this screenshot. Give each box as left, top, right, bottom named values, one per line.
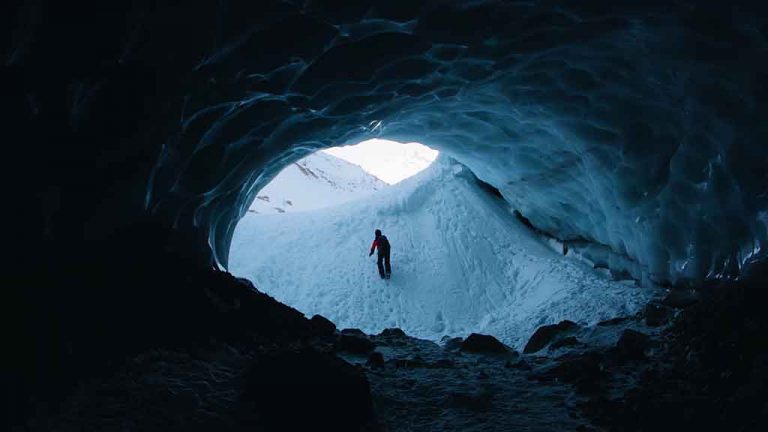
left=247, top=152, right=387, bottom=214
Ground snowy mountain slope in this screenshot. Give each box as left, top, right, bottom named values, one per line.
left=323, top=140, right=439, bottom=185
left=247, top=151, right=387, bottom=214
left=230, top=157, right=658, bottom=348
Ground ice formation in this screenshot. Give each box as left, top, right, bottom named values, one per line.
left=230, top=157, right=655, bottom=347
left=7, top=1, right=766, bottom=287
left=132, top=1, right=768, bottom=286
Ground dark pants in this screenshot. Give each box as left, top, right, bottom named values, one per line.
left=377, top=252, right=391, bottom=278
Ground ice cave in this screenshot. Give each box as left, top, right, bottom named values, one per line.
left=5, top=1, right=768, bottom=431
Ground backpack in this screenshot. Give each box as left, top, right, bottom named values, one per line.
left=378, top=235, right=390, bottom=253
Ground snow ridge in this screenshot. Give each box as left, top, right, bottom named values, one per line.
left=231, top=156, right=657, bottom=348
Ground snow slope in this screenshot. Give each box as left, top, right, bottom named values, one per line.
left=230, top=156, right=658, bottom=348
left=247, top=151, right=387, bottom=214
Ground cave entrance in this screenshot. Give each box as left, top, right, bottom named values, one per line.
left=228, top=136, right=655, bottom=349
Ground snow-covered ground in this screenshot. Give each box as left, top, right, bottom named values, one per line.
left=230, top=156, right=658, bottom=349
left=247, top=151, right=387, bottom=214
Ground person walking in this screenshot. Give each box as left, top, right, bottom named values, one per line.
left=369, top=229, right=391, bottom=279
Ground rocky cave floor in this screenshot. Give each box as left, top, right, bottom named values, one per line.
left=29, top=262, right=768, bottom=432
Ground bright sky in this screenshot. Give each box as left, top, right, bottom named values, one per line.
left=322, top=139, right=439, bottom=184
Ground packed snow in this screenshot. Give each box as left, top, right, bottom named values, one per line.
left=247, top=151, right=387, bottom=214
left=230, top=156, right=658, bottom=348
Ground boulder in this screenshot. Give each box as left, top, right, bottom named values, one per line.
left=460, top=333, right=509, bottom=354
left=550, top=336, right=580, bottom=350
left=336, top=333, right=375, bottom=354
left=310, top=314, right=336, bottom=336
left=643, top=303, right=673, bottom=327
left=378, top=328, right=406, bottom=338
left=242, top=348, right=375, bottom=431
left=524, top=320, right=579, bottom=354
left=340, top=328, right=367, bottom=337
left=614, top=329, right=649, bottom=361
left=442, top=336, right=464, bottom=351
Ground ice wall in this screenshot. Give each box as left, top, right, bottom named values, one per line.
left=6, top=1, right=767, bottom=286
left=165, top=1, right=767, bottom=285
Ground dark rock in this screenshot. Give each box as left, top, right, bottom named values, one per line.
left=597, top=316, right=630, bottom=327
left=662, top=290, right=700, bottom=309
left=578, top=396, right=624, bottom=426
left=579, top=262, right=768, bottom=431
left=550, top=336, right=580, bottom=350
left=340, top=328, right=367, bottom=337
left=639, top=368, right=661, bottom=384
left=442, top=336, right=464, bottom=351
left=614, top=329, right=649, bottom=361
left=524, top=320, right=579, bottom=354
left=644, top=303, right=673, bottom=327
left=242, top=347, right=375, bottom=431
left=366, top=351, right=384, bottom=368
left=310, top=314, right=336, bottom=336
left=391, top=358, right=426, bottom=369
left=534, top=351, right=605, bottom=394
left=505, top=359, right=533, bottom=371
left=336, top=333, right=375, bottom=354
left=460, top=333, right=509, bottom=354
left=445, top=391, right=493, bottom=411
left=378, top=327, right=406, bottom=337
left=431, top=358, right=455, bottom=368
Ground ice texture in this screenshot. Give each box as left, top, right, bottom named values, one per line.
left=132, top=1, right=768, bottom=285
left=230, top=157, right=656, bottom=347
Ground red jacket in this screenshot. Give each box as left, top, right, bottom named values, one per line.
left=369, top=238, right=379, bottom=255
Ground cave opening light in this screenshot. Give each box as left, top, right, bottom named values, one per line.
left=323, top=138, right=439, bottom=185
left=244, top=138, right=439, bottom=215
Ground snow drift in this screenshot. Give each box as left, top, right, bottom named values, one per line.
left=230, top=157, right=655, bottom=347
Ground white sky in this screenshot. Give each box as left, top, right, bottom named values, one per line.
left=322, top=139, right=439, bottom=184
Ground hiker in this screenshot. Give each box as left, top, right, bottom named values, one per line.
left=369, top=229, right=391, bottom=279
